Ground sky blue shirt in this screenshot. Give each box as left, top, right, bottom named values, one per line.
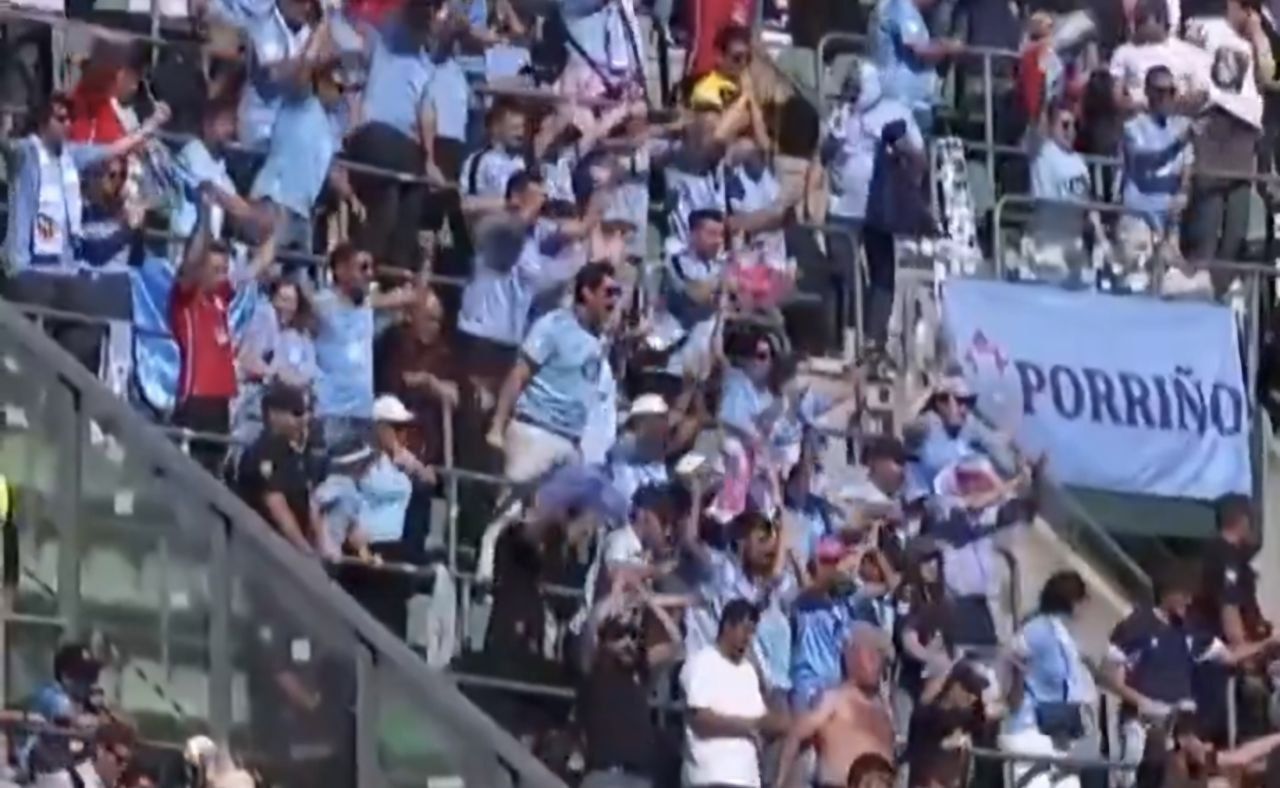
left=312, top=288, right=374, bottom=419
left=421, top=55, right=470, bottom=143
left=916, top=411, right=1011, bottom=484
left=790, top=590, right=859, bottom=709
left=607, top=437, right=669, bottom=504
left=357, top=453, right=413, bottom=543
left=315, top=472, right=362, bottom=550
left=4, top=136, right=109, bottom=273
left=1031, top=140, right=1092, bottom=242
left=784, top=493, right=840, bottom=566
left=824, top=98, right=922, bottom=220
left=515, top=307, right=605, bottom=440
left=458, top=219, right=577, bottom=346
left=871, top=0, right=937, bottom=113
left=719, top=366, right=776, bottom=441
left=362, top=24, right=433, bottom=140
left=1008, top=614, right=1094, bottom=733
left=238, top=7, right=311, bottom=148
left=170, top=138, right=234, bottom=239
left=564, top=0, right=638, bottom=77
left=1121, top=113, right=1191, bottom=231
left=250, top=95, right=341, bottom=218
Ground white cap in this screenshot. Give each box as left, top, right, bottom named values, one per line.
left=627, top=394, right=669, bottom=421
left=372, top=394, right=414, bottom=423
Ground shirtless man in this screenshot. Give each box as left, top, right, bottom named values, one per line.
left=775, top=622, right=895, bottom=788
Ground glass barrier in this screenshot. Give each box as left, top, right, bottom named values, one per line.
left=0, top=300, right=568, bottom=787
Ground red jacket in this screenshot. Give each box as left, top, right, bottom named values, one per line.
left=68, top=76, right=126, bottom=144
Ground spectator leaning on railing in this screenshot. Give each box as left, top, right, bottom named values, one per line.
left=1, top=94, right=169, bottom=371
left=234, top=381, right=321, bottom=554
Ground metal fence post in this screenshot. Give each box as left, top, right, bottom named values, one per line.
left=355, top=644, right=380, bottom=788
left=208, top=509, right=232, bottom=743
left=443, top=407, right=459, bottom=575
left=982, top=50, right=996, bottom=201
left=57, top=394, right=86, bottom=640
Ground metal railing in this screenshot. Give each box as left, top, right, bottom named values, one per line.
left=0, top=298, right=567, bottom=786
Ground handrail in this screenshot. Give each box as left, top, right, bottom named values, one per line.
left=992, top=192, right=1280, bottom=281
left=797, top=220, right=865, bottom=351
left=0, top=297, right=569, bottom=787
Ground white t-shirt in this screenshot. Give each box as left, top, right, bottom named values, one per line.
left=1109, top=38, right=1207, bottom=107
left=681, top=646, right=766, bottom=787
left=581, top=523, right=645, bottom=610
left=1185, top=16, right=1263, bottom=129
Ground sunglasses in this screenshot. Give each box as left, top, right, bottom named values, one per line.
left=1058, top=119, right=1075, bottom=131
left=1149, top=85, right=1176, bottom=96
left=603, top=285, right=622, bottom=298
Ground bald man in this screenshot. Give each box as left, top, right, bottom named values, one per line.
left=775, top=622, right=896, bottom=788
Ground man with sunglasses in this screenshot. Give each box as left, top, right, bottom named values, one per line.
left=250, top=59, right=365, bottom=251
left=488, top=261, right=621, bottom=482
left=1117, top=65, right=1197, bottom=290
left=914, top=374, right=1014, bottom=486
left=311, top=243, right=417, bottom=450
left=1, top=93, right=169, bottom=372
left=1028, top=102, right=1109, bottom=283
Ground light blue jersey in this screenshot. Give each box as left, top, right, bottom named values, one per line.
left=514, top=307, right=605, bottom=441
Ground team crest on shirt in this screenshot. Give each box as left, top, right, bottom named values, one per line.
left=259, top=460, right=273, bottom=479
left=582, top=355, right=602, bottom=383
left=1226, top=568, right=1238, bottom=585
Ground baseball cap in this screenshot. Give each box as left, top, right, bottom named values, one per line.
left=372, top=394, right=414, bottom=424
left=627, top=394, right=669, bottom=422
left=262, top=382, right=307, bottom=416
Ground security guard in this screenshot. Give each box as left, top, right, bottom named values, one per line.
left=1194, top=494, right=1276, bottom=745
left=234, top=383, right=319, bottom=554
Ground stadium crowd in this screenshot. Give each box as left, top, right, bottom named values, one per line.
left=1, top=0, right=1280, bottom=782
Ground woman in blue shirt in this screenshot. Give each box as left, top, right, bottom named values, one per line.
left=334, top=396, right=435, bottom=637
left=232, top=279, right=319, bottom=443
left=1001, top=571, right=1099, bottom=788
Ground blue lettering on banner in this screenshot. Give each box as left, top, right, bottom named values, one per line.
left=942, top=279, right=1251, bottom=500
left=1012, top=360, right=1245, bottom=437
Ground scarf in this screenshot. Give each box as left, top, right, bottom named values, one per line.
left=31, top=135, right=82, bottom=260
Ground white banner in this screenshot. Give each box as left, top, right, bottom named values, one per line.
left=941, top=280, right=1251, bottom=500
